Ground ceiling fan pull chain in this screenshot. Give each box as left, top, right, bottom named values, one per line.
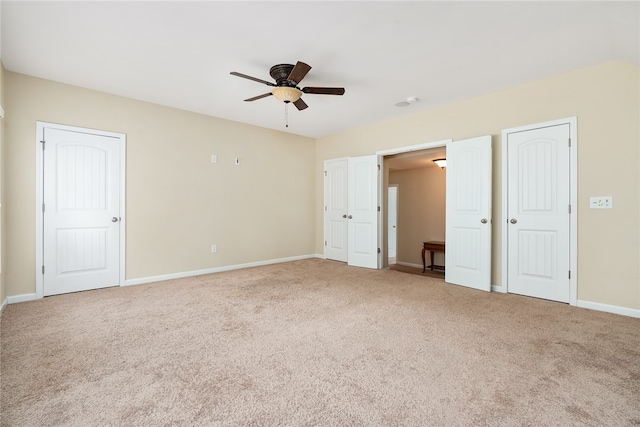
left=285, top=102, right=289, bottom=128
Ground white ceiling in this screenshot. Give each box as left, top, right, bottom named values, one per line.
left=2, top=1, right=638, bottom=139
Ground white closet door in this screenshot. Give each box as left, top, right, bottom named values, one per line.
left=324, top=158, right=348, bottom=262
left=43, top=127, right=122, bottom=296
left=507, top=124, right=570, bottom=303
left=445, top=135, right=492, bottom=291
left=347, top=155, right=379, bottom=269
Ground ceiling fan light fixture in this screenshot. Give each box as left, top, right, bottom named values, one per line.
left=272, top=86, right=302, bottom=103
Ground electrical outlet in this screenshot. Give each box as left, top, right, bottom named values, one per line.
left=211, top=155, right=217, bottom=164
left=211, top=244, right=217, bottom=253
left=235, top=157, right=240, bottom=166
left=589, top=196, right=613, bottom=209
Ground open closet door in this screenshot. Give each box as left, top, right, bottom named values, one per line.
left=324, top=158, right=349, bottom=262
left=347, top=155, right=379, bottom=269
left=445, top=136, right=492, bottom=291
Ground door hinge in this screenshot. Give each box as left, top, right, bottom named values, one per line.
left=42, top=265, right=45, bottom=274
left=568, top=270, right=571, bottom=279
left=324, top=171, right=327, bottom=176
left=377, top=206, right=380, bottom=212
left=324, top=241, right=327, bottom=246
left=377, top=248, right=381, bottom=254
left=568, top=204, right=571, bottom=214
left=568, top=138, right=571, bottom=147
left=377, top=164, right=380, bottom=171
left=324, top=206, right=327, bottom=211
left=42, top=203, right=45, bottom=213
left=41, top=140, right=45, bottom=150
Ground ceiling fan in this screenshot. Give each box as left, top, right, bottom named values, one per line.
left=230, top=61, right=345, bottom=112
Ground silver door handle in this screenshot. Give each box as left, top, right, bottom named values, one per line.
left=510, top=218, right=517, bottom=224
left=342, top=214, right=347, bottom=218
left=112, top=217, right=119, bottom=222
left=347, top=215, right=353, bottom=219
left=480, top=218, right=488, bottom=224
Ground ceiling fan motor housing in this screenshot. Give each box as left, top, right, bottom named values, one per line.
left=270, top=64, right=297, bottom=86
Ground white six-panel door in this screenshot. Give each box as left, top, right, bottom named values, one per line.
left=506, top=124, right=570, bottom=302
left=41, top=125, right=123, bottom=296
left=445, top=136, right=492, bottom=291
left=324, top=158, right=349, bottom=262
left=347, top=155, right=379, bottom=269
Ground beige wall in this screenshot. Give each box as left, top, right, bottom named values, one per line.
left=5, top=72, right=316, bottom=296
left=4, top=61, right=639, bottom=312
left=316, top=61, right=640, bottom=310
left=389, top=166, right=446, bottom=266
left=0, top=62, right=5, bottom=305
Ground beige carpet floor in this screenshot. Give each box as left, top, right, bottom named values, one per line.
left=1, top=259, right=639, bottom=426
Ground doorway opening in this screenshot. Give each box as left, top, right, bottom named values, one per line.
left=383, top=147, right=446, bottom=276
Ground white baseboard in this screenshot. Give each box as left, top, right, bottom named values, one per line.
left=124, top=254, right=319, bottom=287
left=7, top=293, right=38, bottom=304
left=577, top=300, right=640, bottom=318
left=491, top=284, right=506, bottom=293
left=1, top=297, right=7, bottom=314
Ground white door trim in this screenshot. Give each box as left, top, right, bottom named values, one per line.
left=376, top=139, right=452, bottom=156
left=501, top=117, right=577, bottom=305
left=35, top=122, right=126, bottom=299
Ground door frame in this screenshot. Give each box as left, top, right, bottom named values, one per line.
left=501, top=117, right=577, bottom=305
left=35, top=121, right=127, bottom=299
left=377, top=139, right=452, bottom=268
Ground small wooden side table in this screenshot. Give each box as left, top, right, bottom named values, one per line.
left=422, top=241, right=445, bottom=273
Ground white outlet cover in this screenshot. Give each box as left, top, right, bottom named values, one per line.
left=211, top=244, right=217, bottom=253
left=211, top=155, right=217, bottom=164
left=589, top=196, right=613, bottom=209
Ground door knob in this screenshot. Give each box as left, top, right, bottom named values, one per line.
left=112, top=217, right=119, bottom=222
left=480, top=218, right=488, bottom=224
left=347, top=215, right=353, bottom=219
left=510, top=218, right=517, bottom=224
left=342, top=214, right=347, bottom=218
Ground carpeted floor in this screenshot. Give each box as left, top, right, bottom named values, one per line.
left=1, top=259, right=639, bottom=426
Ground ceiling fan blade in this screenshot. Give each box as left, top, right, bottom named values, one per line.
left=287, top=61, right=312, bottom=84
left=302, top=87, right=345, bottom=95
left=244, top=92, right=273, bottom=102
left=293, top=98, right=308, bottom=111
left=231, top=71, right=275, bottom=87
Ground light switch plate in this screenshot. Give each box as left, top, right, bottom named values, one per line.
left=211, top=155, right=217, bottom=164
left=590, top=196, right=613, bottom=209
